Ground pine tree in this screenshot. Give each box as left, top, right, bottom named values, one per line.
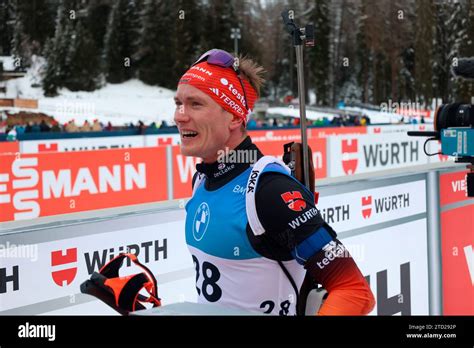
left=103, top=0, right=140, bottom=83
left=43, top=0, right=100, bottom=94
left=432, top=1, right=468, bottom=102
left=137, top=0, right=176, bottom=87
left=0, top=0, right=14, bottom=56
left=308, top=0, right=330, bottom=106
left=456, top=0, right=474, bottom=102
left=11, top=0, right=55, bottom=68
left=414, top=0, right=435, bottom=104
left=43, top=1, right=75, bottom=96
left=356, top=1, right=372, bottom=103
left=200, top=0, right=238, bottom=53
left=87, top=0, right=112, bottom=55
left=173, top=0, right=202, bottom=84
left=64, top=14, right=100, bottom=91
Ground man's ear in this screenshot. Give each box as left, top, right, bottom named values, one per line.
left=229, top=114, right=244, bottom=131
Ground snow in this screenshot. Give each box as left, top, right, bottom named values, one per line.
left=1, top=55, right=177, bottom=126
left=268, top=105, right=435, bottom=124
left=37, top=79, right=177, bottom=125
left=266, top=106, right=339, bottom=121
left=3, top=55, right=44, bottom=99
left=0, top=56, right=15, bottom=71
left=342, top=106, right=434, bottom=124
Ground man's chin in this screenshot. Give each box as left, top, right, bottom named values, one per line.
left=180, top=145, right=200, bottom=158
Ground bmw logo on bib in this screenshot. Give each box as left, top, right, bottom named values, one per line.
left=193, top=202, right=210, bottom=241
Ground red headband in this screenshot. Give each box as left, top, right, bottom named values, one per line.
left=178, top=62, right=258, bottom=124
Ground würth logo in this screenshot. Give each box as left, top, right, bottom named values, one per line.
left=281, top=191, right=307, bottom=212
left=342, top=139, right=358, bottom=175
left=361, top=196, right=372, bottom=219
left=38, top=143, right=58, bottom=152
left=51, top=248, right=78, bottom=287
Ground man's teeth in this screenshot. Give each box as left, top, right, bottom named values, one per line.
left=182, top=131, right=198, bottom=137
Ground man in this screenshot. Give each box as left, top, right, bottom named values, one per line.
left=174, top=49, right=375, bottom=316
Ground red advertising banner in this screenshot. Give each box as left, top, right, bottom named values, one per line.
left=172, top=145, right=201, bottom=199
left=440, top=170, right=474, bottom=315
left=440, top=170, right=470, bottom=206
left=248, top=126, right=366, bottom=142
left=171, top=137, right=327, bottom=199
left=0, top=147, right=168, bottom=222
left=254, top=137, right=327, bottom=179
left=0, top=141, right=19, bottom=155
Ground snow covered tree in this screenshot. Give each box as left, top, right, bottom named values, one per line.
left=102, top=0, right=140, bottom=83
left=432, top=1, right=468, bottom=102
left=43, top=1, right=76, bottom=96
left=11, top=0, right=55, bottom=68
left=137, top=0, right=176, bottom=88
left=456, top=0, right=474, bottom=102
left=0, top=0, right=14, bottom=56
left=43, top=0, right=100, bottom=94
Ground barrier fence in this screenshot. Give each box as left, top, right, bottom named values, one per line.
left=0, top=125, right=451, bottom=223
left=0, top=162, right=472, bottom=315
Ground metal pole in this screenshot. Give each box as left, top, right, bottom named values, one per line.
left=231, top=28, right=240, bottom=57
left=426, top=170, right=443, bottom=315
left=290, top=43, right=294, bottom=96
left=295, top=45, right=310, bottom=189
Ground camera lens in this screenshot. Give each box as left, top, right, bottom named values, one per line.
left=456, top=104, right=473, bottom=127
left=434, top=103, right=473, bottom=131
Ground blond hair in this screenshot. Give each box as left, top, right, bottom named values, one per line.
left=237, top=55, right=266, bottom=97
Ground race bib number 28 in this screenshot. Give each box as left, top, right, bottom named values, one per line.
left=192, top=255, right=222, bottom=302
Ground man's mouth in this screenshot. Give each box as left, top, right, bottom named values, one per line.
left=181, top=130, right=199, bottom=138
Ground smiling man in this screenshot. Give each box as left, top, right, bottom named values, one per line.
left=174, top=49, right=375, bottom=316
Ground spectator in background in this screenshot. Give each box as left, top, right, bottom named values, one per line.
left=80, top=120, right=92, bottom=132
left=272, top=118, right=278, bottom=127
left=6, top=127, right=17, bottom=141
left=65, top=120, right=79, bottom=133
left=0, top=120, right=6, bottom=134
left=105, top=121, right=113, bottom=131
left=138, top=120, right=146, bottom=134
left=31, top=122, right=41, bottom=133
left=39, top=119, right=51, bottom=132
left=421, top=115, right=426, bottom=124
left=247, top=118, right=257, bottom=129
left=51, top=121, right=61, bottom=132
left=160, top=120, right=168, bottom=129
left=149, top=122, right=157, bottom=130
left=92, top=119, right=102, bottom=132
left=15, top=123, right=25, bottom=135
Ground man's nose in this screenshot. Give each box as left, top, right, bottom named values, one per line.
left=174, top=106, right=190, bottom=124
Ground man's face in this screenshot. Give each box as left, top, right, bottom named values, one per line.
left=174, top=84, right=235, bottom=162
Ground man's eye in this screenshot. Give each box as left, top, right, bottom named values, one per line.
left=192, top=102, right=202, bottom=107
left=175, top=101, right=182, bottom=106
